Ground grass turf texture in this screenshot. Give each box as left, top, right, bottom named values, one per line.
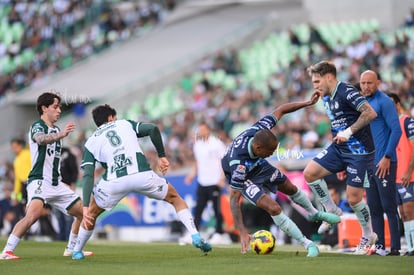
left=1, top=239, right=413, bottom=275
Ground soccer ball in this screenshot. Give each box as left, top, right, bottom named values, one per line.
left=250, top=230, right=276, bottom=255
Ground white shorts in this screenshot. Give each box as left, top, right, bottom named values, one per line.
left=93, top=170, right=169, bottom=211
left=27, top=180, right=80, bottom=215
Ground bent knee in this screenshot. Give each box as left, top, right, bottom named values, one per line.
left=257, top=195, right=282, bottom=216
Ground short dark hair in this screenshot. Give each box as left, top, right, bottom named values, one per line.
left=92, top=104, right=117, bottom=127
left=36, top=92, right=61, bottom=115
left=307, top=61, right=337, bottom=77
left=387, top=92, right=401, bottom=104
left=10, top=137, right=26, bottom=147
left=254, top=129, right=277, bottom=146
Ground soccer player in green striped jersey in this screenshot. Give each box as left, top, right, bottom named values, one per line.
left=71, top=104, right=211, bottom=260
left=0, top=92, right=92, bottom=260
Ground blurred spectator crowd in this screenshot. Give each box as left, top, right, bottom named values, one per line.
left=142, top=17, right=414, bottom=171
left=0, top=0, right=176, bottom=102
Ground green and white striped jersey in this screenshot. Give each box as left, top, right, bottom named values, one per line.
left=27, top=119, right=62, bottom=185
left=81, top=120, right=151, bottom=181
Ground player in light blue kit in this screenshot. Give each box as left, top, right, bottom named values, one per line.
left=360, top=70, right=402, bottom=256
left=222, top=92, right=341, bottom=257
left=71, top=104, right=211, bottom=260
left=303, top=61, right=378, bottom=255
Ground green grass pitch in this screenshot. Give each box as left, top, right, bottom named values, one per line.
left=0, top=239, right=413, bottom=275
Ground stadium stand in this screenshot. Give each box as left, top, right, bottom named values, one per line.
left=0, top=0, right=175, bottom=99
left=115, top=18, right=414, bottom=170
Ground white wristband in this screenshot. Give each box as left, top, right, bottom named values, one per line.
left=337, top=127, right=353, bottom=140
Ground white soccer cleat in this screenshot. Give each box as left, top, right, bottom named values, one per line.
left=178, top=233, right=192, bottom=246
left=208, top=233, right=232, bottom=245
left=63, top=248, right=94, bottom=257
left=0, top=251, right=20, bottom=260
left=354, top=233, right=378, bottom=255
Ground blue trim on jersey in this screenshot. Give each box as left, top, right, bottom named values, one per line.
left=229, top=159, right=240, bottom=166
left=356, top=100, right=367, bottom=111
left=331, top=81, right=340, bottom=99
left=247, top=138, right=256, bottom=159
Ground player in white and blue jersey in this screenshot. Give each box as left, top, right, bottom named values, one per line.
left=222, top=92, right=341, bottom=257
left=303, top=61, right=378, bottom=255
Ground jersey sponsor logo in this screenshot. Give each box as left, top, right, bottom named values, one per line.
left=97, top=188, right=109, bottom=198
left=234, top=137, right=243, bottom=148
left=346, top=167, right=358, bottom=174
left=110, top=154, right=133, bottom=173
left=258, top=120, right=272, bottom=129
left=408, top=123, right=414, bottom=129
left=270, top=170, right=282, bottom=182
left=47, top=147, right=54, bottom=156
left=113, top=146, right=126, bottom=155
left=331, top=117, right=347, bottom=129
left=346, top=90, right=358, bottom=100
left=315, top=149, right=328, bottom=159
left=245, top=184, right=260, bottom=199
left=351, top=176, right=361, bottom=183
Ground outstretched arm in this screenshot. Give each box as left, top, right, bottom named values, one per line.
left=230, top=189, right=250, bottom=254
left=272, top=92, right=320, bottom=120
left=34, top=122, right=75, bottom=145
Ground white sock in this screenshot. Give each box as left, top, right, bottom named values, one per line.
left=309, top=179, right=337, bottom=212
left=271, top=212, right=310, bottom=247
left=289, top=189, right=318, bottom=215
left=177, top=209, right=198, bottom=235
left=3, top=234, right=20, bottom=253
left=73, top=227, right=93, bottom=252
left=351, top=200, right=372, bottom=237
left=404, top=220, right=414, bottom=252
left=67, top=232, right=78, bottom=251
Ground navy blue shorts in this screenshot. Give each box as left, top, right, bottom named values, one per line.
left=397, top=182, right=414, bottom=205
left=226, top=161, right=287, bottom=205
left=313, top=144, right=374, bottom=188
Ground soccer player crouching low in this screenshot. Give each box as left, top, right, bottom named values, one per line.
left=221, top=92, right=341, bottom=257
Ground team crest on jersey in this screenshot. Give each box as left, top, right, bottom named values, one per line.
left=330, top=101, right=339, bottom=110
left=236, top=165, right=246, bottom=173
left=31, top=124, right=44, bottom=135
